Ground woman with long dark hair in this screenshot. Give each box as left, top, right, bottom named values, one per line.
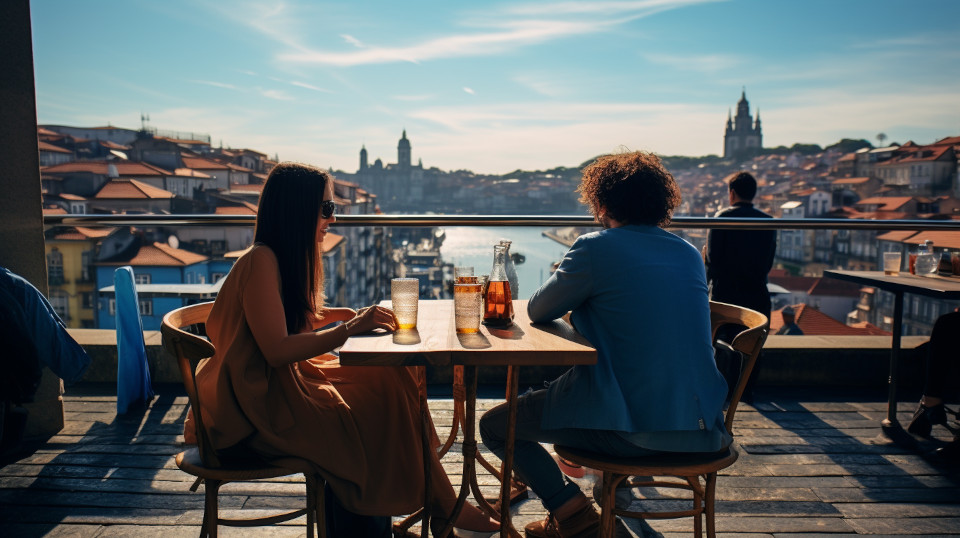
left=187, top=162, right=498, bottom=536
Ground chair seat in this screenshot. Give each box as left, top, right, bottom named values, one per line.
left=554, top=445, right=739, bottom=477
left=176, top=447, right=308, bottom=482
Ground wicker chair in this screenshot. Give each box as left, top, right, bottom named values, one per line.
left=161, top=302, right=326, bottom=538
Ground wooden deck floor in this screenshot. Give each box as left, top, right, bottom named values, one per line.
left=1, top=385, right=959, bottom=537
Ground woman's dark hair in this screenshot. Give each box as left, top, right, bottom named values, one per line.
left=577, top=151, right=681, bottom=227
left=253, top=162, right=328, bottom=334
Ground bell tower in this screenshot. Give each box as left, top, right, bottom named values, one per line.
left=397, top=130, right=411, bottom=170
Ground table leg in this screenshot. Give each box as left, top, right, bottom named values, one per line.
left=884, top=290, right=904, bottom=428
left=499, top=365, right=521, bottom=538
left=438, top=365, right=466, bottom=458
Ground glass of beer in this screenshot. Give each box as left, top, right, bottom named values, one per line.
left=454, top=282, right=483, bottom=333
left=883, top=251, right=901, bottom=276
left=391, top=278, right=419, bottom=329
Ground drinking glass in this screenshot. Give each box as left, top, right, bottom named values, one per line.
left=882, top=252, right=901, bottom=276
left=454, top=266, right=477, bottom=284
left=454, top=282, right=483, bottom=334
left=391, top=278, right=419, bottom=329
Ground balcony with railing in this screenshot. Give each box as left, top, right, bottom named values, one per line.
left=11, top=215, right=960, bottom=536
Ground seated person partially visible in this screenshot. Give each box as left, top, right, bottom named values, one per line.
left=480, top=151, right=732, bottom=538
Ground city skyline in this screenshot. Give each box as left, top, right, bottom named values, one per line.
left=32, top=0, right=960, bottom=174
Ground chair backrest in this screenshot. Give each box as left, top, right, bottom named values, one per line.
left=708, top=300, right=769, bottom=434
left=161, top=302, right=219, bottom=466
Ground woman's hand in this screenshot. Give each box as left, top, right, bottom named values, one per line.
left=345, top=305, right=398, bottom=335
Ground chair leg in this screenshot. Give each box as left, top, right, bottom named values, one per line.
left=689, top=476, right=702, bottom=538
left=705, top=472, right=717, bottom=538
left=202, top=478, right=221, bottom=538
left=599, top=472, right=620, bottom=538
left=317, top=478, right=327, bottom=538
left=306, top=475, right=317, bottom=538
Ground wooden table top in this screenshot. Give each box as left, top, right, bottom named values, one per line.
left=339, top=299, right=597, bottom=367
left=824, top=269, right=960, bottom=299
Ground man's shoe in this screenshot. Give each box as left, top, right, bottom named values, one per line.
left=524, top=503, right=599, bottom=538
left=907, top=403, right=948, bottom=437
left=929, top=437, right=960, bottom=464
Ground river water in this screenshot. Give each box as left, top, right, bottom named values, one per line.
left=438, top=226, right=573, bottom=300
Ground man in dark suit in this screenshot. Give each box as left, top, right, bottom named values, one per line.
left=704, top=172, right=776, bottom=402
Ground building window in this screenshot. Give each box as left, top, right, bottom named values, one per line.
left=135, top=273, right=151, bottom=285
left=108, top=298, right=116, bottom=316
left=81, top=251, right=92, bottom=281
left=138, top=299, right=153, bottom=317
left=81, top=292, right=93, bottom=309
left=47, top=248, right=64, bottom=285
left=49, top=290, right=69, bottom=320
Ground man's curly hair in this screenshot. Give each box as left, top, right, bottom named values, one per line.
left=577, top=151, right=681, bottom=228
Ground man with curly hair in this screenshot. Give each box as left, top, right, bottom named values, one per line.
left=480, top=151, right=731, bottom=538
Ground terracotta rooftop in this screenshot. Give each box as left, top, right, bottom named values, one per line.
left=225, top=163, right=254, bottom=172
left=214, top=205, right=257, bottom=216
left=42, top=207, right=67, bottom=215
left=855, top=197, right=913, bottom=211
left=181, top=156, right=229, bottom=170
left=932, top=135, right=960, bottom=146
left=876, top=230, right=919, bottom=242
left=42, top=160, right=170, bottom=176
left=831, top=176, right=872, bottom=185
left=171, top=168, right=213, bottom=179
left=99, top=140, right=130, bottom=150
left=50, top=226, right=113, bottom=241
left=95, top=179, right=174, bottom=199
left=57, top=193, right=86, bottom=201
left=227, top=183, right=264, bottom=194
left=38, top=140, right=71, bottom=153
left=771, top=304, right=889, bottom=336
left=99, top=242, right=208, bottom=267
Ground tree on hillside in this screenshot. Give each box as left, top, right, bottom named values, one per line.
left=825, top=139, right=873, bottom=154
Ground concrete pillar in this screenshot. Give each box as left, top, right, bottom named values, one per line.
left=1, top=0, right=65, bottom=439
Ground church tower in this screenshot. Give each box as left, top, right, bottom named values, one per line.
left=724, top=89, right=763, bottom=160
left=359, top=144, right=368, bottom=172
left=397, top=130, right=411, bottom=170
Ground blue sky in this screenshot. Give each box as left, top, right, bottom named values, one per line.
left=31, top=0, right=960, bottom=174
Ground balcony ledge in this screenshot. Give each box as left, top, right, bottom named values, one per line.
left=66, top=329, right=935, bottom=391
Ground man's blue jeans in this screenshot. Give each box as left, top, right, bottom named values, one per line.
left=479, top=389, right=658, bottom=512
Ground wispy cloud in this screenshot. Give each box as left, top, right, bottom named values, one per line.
left=392, top=94, right=436, bottom=101
left=281, top=19, right=601, bottom=66
left=192, top=80, right=240, bottom=90
left=504, top=0, right=722, bottom=16
left=341, top=34, right=364, bottom=48
left=463, top=87, right=476, bottom=95
left=290, top=81, right=333, bottom=93
left=642, top=53, right=742, bottom=74
left=259, top=89, right=295, bottom=101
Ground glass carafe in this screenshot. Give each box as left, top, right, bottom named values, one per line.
left=499, top=239, right=519, bottom=300
left=915, top=240, right=938, bottom=276
left=483, top=244, right=515, bottom=326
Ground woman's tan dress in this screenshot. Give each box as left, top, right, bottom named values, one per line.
left=184, top=247, right=430, bottom=515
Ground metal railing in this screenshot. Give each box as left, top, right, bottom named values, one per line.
left=42, top=214, right=960, bottom=231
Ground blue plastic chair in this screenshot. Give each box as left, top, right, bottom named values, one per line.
left=114, top=266, right=154, bottom=414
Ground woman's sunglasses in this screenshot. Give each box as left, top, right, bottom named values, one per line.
left=320, top=200, right=336, bottom=219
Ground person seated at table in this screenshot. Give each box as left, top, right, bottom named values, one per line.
left=185, top=162, right=499, bottom=537
left=907, top=308, right=960, bottom=460
left=479, top=151, right=732, bottom=538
